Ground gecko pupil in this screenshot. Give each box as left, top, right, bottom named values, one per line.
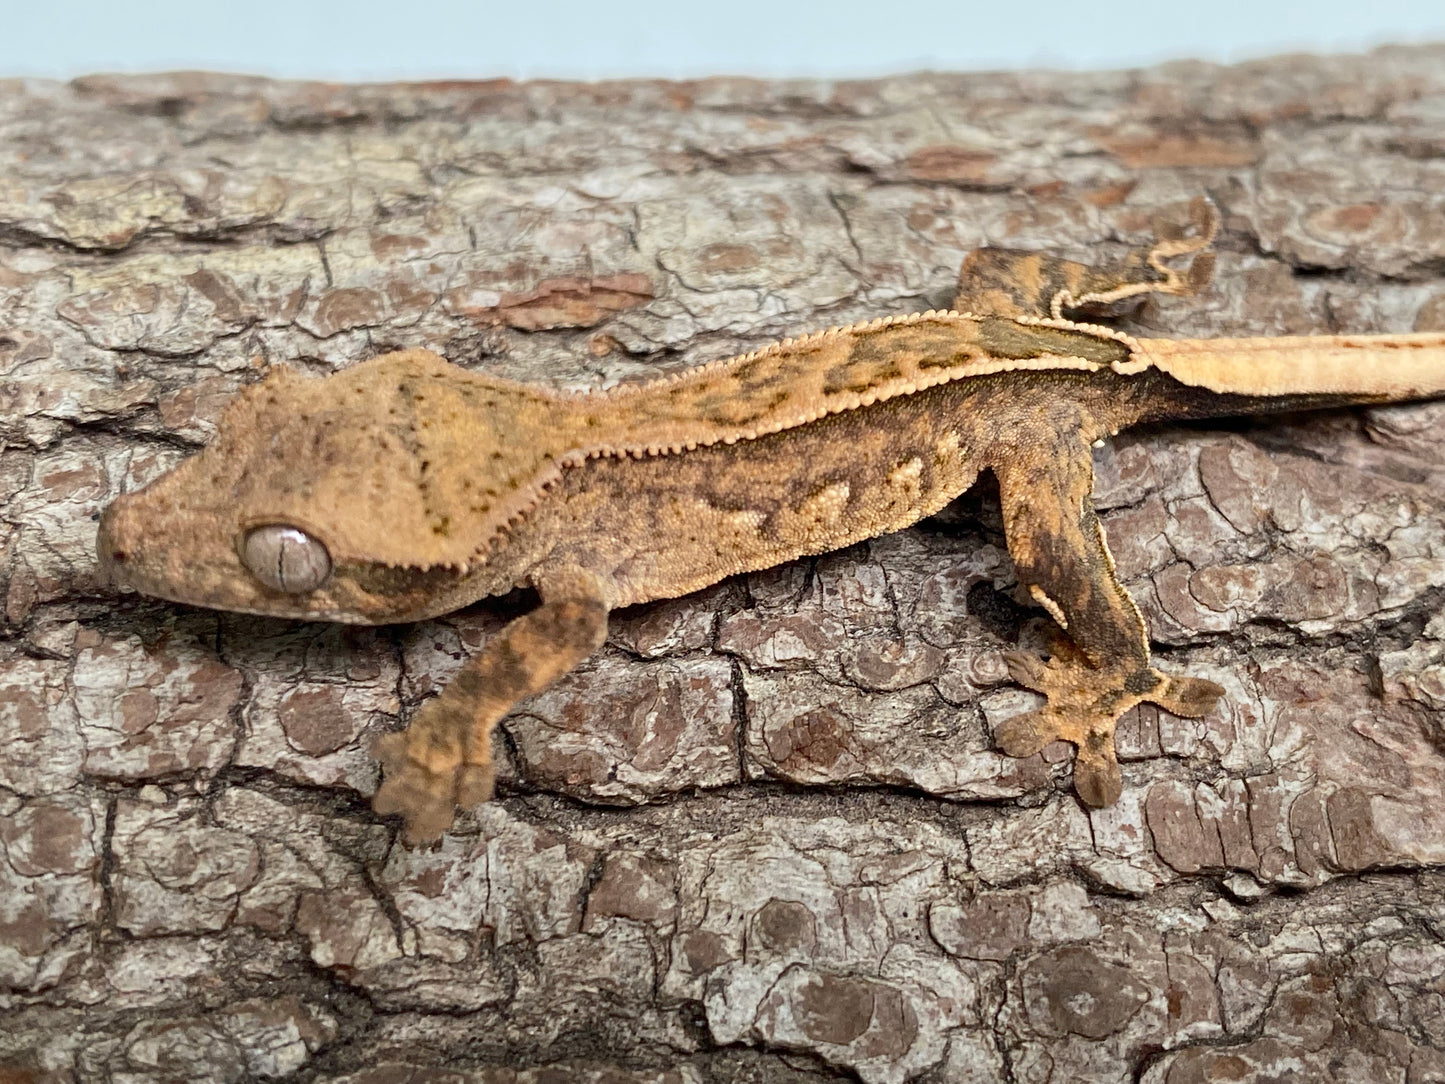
left=241, top=525, right=332, bottom=593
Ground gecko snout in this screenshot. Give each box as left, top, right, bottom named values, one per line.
left=95, top=496, right=143, bottom=588
left=95, top=503, right=125, bottom=584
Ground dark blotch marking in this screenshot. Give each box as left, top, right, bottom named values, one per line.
left=976, top=316, right=1129, bottom=367
left=822, top=352, right=903, bottom=396
left=1124, top=669, right=1162, bottom=696
left=701, top=388, right=792, bottom=427
left=730, top=356, right=770, bottom=385
left=347, top=562, right=466, bottom=598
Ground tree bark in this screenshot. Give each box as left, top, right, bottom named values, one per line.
left=3, top=48, right=1445, bottom=1083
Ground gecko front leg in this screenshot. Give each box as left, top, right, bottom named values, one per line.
left=373, top=567, right=612, bottom=844
left=990, top=430, right=1223, bottom=807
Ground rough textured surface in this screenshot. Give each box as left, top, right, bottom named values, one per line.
left=3, top=49, right=1445, bottom=1082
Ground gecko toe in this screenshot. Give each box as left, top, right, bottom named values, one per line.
left=1072, top=739, right=1123, bottom=808
left=455, top=761, right=496, bottom=809
left=371, top=760, right=454, bottom=845
left=372, top=731, right=408, bottom=769
left=1151, top=673, right=1225, bottom=719
left=1186, top=250, right=1217, bottom=294
left=993, top=709, right=1056, bottom=758
left=399, top=804, right=455, bottom=847
left=1003, top=650, right=1049, bottom=693
left=370, top=724, right=466, bottom=845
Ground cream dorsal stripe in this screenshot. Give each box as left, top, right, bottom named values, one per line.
left=1126, top=333, right=1445, bottom=397
left=578, top=311, right=1112, bottom=457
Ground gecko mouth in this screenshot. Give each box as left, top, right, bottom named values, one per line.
left=95, top=504, right=134, bottom=589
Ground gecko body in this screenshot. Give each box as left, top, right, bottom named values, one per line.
left=97, top=200, right=1445, bottom=843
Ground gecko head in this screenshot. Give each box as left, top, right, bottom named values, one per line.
left=97, top=352, right=564, bottom=625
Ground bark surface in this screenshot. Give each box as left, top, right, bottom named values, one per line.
left=4, top=49, right=1445, bottom=1083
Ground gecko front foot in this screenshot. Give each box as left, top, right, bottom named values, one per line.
left=372, top=706, right=495, bottom=846
left=995, top=644, right=1223, bottom=807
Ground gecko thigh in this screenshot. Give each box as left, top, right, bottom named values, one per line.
left=991, top=429, right=1149, bottom=668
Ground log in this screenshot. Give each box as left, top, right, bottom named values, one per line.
left=3, top=48, right=1445, bottom=1082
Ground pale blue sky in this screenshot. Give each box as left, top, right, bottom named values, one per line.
left=3, top=0, right=1444, bottom=80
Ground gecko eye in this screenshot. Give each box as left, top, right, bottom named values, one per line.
left=241, top=525, right=332, bottom=593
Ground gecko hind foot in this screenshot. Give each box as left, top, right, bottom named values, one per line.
left=371, top=716, right=495, bottom=846
left=996, top=649, right=1224, bottom=808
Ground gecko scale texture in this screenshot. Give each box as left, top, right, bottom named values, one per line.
left=97, top=200, right=1445, bottom=843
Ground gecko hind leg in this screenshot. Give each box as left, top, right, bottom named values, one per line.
left=991, top=429, right=1224, bottom=807
left=953, top=196, right=1218, bottom=320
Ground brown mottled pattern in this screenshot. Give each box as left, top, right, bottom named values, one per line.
left=96, top=198, right=1445, bottom=844
left=509, top=369, right=1175, bottom=609
left=592, top=312, right=1120, bottom=452
left=17, top=58, right=1445, bottom=1084
left=97, top=314, right=1135, bottom=602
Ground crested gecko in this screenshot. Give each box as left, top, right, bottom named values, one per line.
left=97, top=199, right=1445, bottom=844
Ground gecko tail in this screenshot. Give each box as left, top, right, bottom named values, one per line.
left=1131, top=332, right=1445, bottom=402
